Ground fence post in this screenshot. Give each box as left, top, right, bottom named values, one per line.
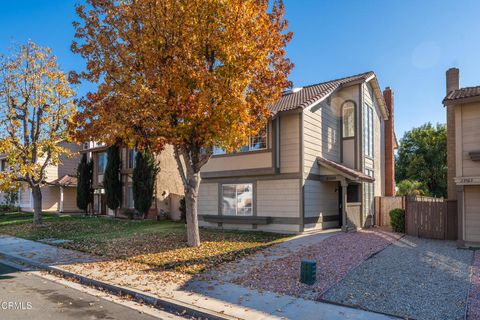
left=404, top=196, right=408, bottom=235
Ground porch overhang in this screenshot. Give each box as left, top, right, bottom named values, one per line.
left=47, top=175, right=77, bottom=187
left=316, top=157, right=374, bottom=183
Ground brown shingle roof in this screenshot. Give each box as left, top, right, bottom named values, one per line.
left=317, top=157, right=374, bottom=182
left=270, top=71, right=375, bottom=114
left=443, top=86, right=480, bottom=103
left=48, top=175, right=77, bottom=187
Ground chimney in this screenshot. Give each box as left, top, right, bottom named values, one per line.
left=446, top=67, right=459, bottom=94
left=446, top=68, right=459, bottom=200
left=383, top=87, right=395, bottom=197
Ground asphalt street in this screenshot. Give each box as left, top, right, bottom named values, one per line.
left=0, top=262, right=171, bottom=320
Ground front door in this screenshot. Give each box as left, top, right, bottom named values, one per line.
left=100, top=194, right=107, bottom=215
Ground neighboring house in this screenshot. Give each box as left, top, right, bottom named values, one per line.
left=444, top=68, right=480, bottom=247
left=82, top=143, right=184, bottom=219
left=0, top=142, right=81, bottom=213
left=198, top=71, right=397, bottom=233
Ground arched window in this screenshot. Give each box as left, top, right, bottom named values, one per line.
left=342, top=101, right=355, bottom=138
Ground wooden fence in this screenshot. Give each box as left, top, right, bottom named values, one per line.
left=374, top=196, right=405, bottom=227
left=375, top=195, right=458, bottom=240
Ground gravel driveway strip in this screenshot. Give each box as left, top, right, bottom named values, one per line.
left=323, top=236, right=473, bottom=320
left=234, top=229, right=402, bottom=299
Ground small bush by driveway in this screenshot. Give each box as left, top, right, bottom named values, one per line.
left=323, top=236, right=472, bottom=320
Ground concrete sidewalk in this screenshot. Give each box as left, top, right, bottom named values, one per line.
left=0, top=234, right=398, bottom=320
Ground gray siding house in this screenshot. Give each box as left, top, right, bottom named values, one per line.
left=198, top=71, right=396, bottom=233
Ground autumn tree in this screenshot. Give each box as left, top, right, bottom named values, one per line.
left=71, top=0, right=293, bottom=246
left=0, top=41, right=76, bottom=225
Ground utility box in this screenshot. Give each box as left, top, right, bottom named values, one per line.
left=300, top=260, right=316, bottom=285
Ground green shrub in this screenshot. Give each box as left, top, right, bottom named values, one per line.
left=389, top=208, right=405, bottom=233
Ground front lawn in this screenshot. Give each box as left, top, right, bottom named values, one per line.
left=0, top=212, right=291, bottom=274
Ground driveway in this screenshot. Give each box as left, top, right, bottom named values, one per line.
left=0, top=262, right=177, bottom=320
left=323, top=236, right=472, bottom=320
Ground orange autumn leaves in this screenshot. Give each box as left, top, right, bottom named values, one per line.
left=70, top=0, right=293, bottom=154
left=0, top=41, right=76, bottom=191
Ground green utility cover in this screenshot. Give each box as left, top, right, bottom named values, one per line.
left=300, top=260, right=316, bottom=285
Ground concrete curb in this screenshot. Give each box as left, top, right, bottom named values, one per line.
left=0, top=252, right=236, bottom=320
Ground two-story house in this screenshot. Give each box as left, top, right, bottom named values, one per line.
left=82, top=143, right=184, bottom=219
left=197, top=71, right=396, bottom=233
left=0, top=142, right=81, bottom=213
left=444, top=68, right=480, bottom=247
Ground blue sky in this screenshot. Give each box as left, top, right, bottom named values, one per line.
left=0, top=1, right=479, bottom=138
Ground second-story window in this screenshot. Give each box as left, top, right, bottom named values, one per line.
left=342, top=101, right=355, bottom=138
left=213, top=126, right=268, bottom=155
left=0, top=159, right=6, bottom=172
left=364, top=106, right=374, bottom=157
left=98, top=152, right=107, bottom=175
left=127, top=149, right=136, bottom=169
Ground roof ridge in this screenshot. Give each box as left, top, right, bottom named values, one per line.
left=453, top=85, right=480, bottom=91
left=300, top=71, right=374, bottom=89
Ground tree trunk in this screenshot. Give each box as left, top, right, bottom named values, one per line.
left=32, top=185, right=42, bottom=225
left=185, top=172, right=201, bottom=247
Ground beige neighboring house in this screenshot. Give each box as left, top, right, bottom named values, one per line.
left=444, top=68, right=480, bottom=247
left=198, top=71, right=397, bottom=233
left=0, top=142, right=81, bottom=213
left=82, top=142, right=184, bottom=220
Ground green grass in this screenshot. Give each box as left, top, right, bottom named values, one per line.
left=0, top=211, right=185, bottom=241
left=0, top=212, right=292, bottom=274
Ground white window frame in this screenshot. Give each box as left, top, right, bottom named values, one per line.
left=342, top=102, right=355, bottom=138
left=213, top=126, right=268, bottom=155
left=97, top=152, right=107, bottom=175
left=221, top=183, right=253, bottom=216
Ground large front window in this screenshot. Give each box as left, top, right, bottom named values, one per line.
left=213, top=127, right=267, bottom=155
left=222, top=184, right=253, bottom=216
left=342, top=102, right=355, bottom=138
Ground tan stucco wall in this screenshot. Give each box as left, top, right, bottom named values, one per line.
left=202, top=151, right=272, bottom=172
left=198, top=183, right=219, bottom=216
left=280, top=113, right=300, bottom=173
left=18, top=184, right=60, bottom=212
left=256, top=179, right=300, bottom=218
left=62, top=187, right=80, bottom=212
left=456, top=102, right=480, bottom=177
left=155, top=145, right=185, bottom=217
left=303, top=100, right=340, bottom=175
left=465, top=186, right=480, bottom=242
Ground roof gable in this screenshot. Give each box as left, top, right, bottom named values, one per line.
left=443, top=86, right=480, bottom=105
left=270, top=71, right=389, bottom=120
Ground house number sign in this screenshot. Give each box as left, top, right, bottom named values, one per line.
left=455, top=177, right=480, bottom=185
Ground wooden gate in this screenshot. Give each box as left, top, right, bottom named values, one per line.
left=375, top=195, right=458, bottom=240
left=405, top=196, right=457, bottom=240
left=374, top=196, right=405, bottom=227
